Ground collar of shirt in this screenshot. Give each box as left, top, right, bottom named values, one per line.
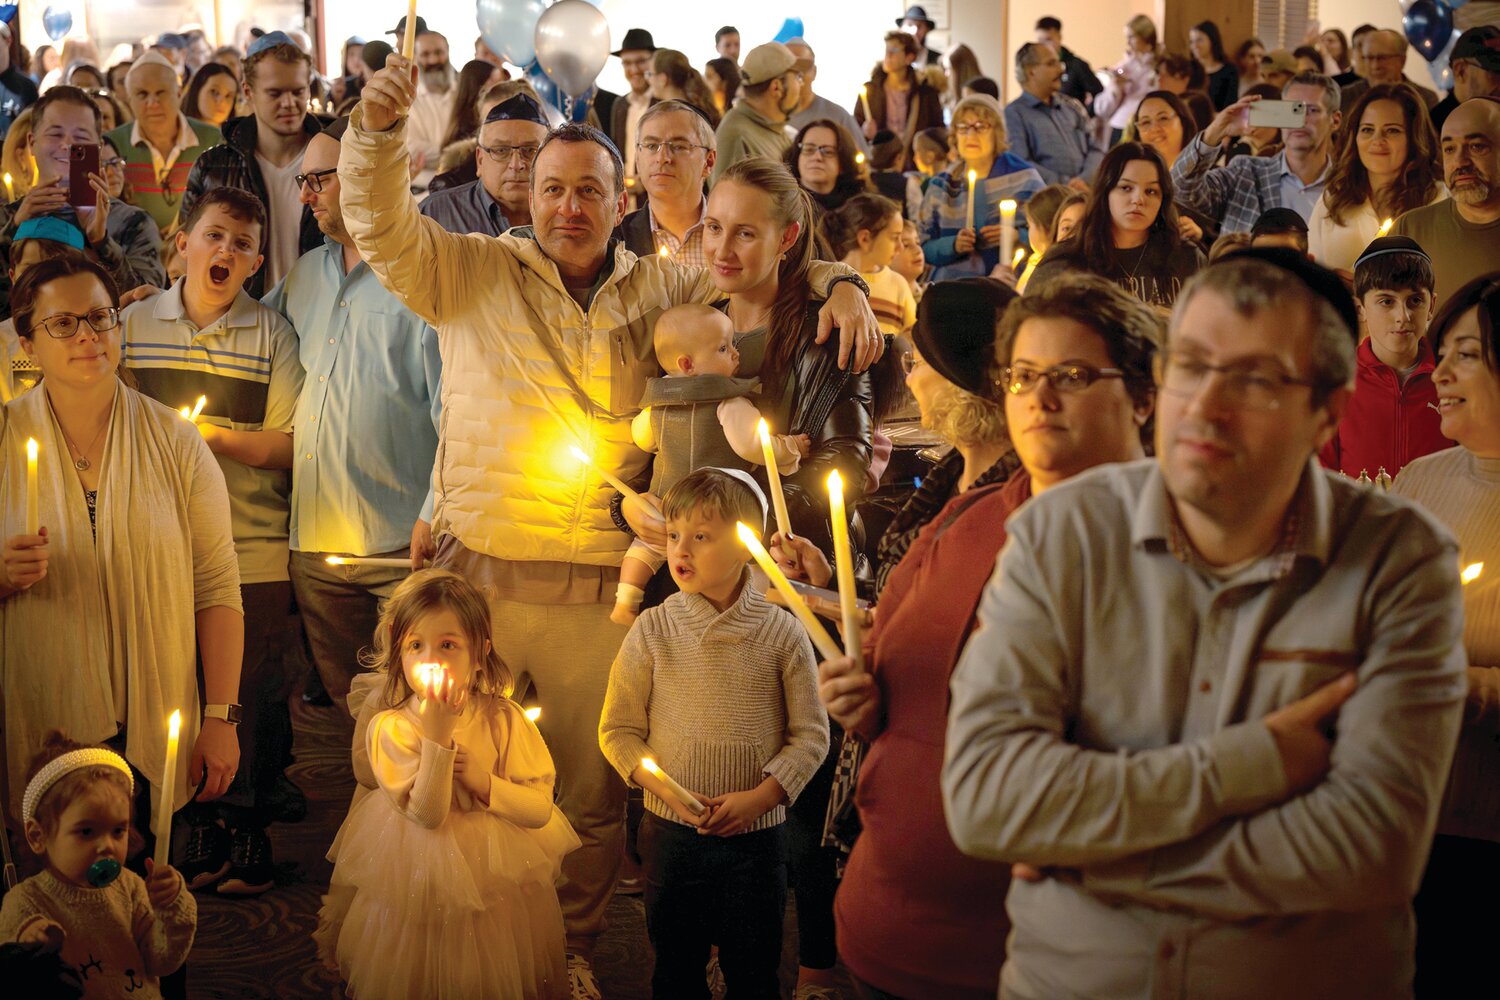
left=1020, top=90, right=1057, bottom=110
left=129, top=112, right=200, bottom=175
left=471, top=178, right=506, bottom=225
left=1131, top=457, right=1333, bottom=577
left=1275, top=152, right=1332, bottom=191
left=153, top=277, right=261, bottom=331
left=646, top=197, right=707, bottom=259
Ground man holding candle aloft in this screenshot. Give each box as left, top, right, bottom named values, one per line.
left=121, top=185, right=306, bottom=897
left=344, top=51, right=876, bottom=991
left=942, top=250, right=1467, bottom=999
left=599, top=468, right=828, bottom=999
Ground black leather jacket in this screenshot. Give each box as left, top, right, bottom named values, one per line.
left=181, top=113, right=326, bottom=297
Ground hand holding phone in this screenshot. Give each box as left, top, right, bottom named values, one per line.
left=1246, top=100, right=1307, bottom=130
left=68, top=144, right=101, bottom=208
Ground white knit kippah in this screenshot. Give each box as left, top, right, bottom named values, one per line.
left=22, top=748, right=134, bottom=825
left=712, top=467, right=770, bottom=530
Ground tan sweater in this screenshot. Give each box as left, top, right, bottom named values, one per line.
left=1393, top=447, right=1500, bottom=841
left=598, top=574, right=829, bottom=832
left=0, top=868, right=196, bottom=999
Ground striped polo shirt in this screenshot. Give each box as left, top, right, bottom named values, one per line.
left=122, top=279, right=306, bottom=583
left=105, top=115, right=222, bottom=234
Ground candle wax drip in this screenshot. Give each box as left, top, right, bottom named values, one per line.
left=87, top=857, right=122, bottom=887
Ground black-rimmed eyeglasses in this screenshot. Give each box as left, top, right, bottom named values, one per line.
left=296, top=168, right=338, bottom=193
left=28, top=307, right=120, bottom=340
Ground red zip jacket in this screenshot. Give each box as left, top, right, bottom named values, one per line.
left=1320, top=337, right=1452, bottom=478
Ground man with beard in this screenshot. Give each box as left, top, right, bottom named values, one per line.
left=712, top=42, right=809, bottom=186
left=1172, top=72, right=1341, bottom=233
left=181, top=31, right=323, bottom=296
left=1005, top=40, right=1102, bottom=189
left=403, top=21, right=457, bottom=195
left=943, top=250, right=1467, bottom=1000
left=261, top=118, right=441, bottom=712
left=420, top=93, right=549, bottom=236
left=1430, top=27, right=1500, bottom=132
left=1394, top=99, right=1500, bottom=299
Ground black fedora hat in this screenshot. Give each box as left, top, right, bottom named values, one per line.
left=912, top=278, right=1017, bottom=398
left=896, top=6, right=936, bottom=30
left=612, top=28, right=656, bottom=57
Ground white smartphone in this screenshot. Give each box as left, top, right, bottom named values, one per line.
left=1247, top=100, right=1307, bottom=129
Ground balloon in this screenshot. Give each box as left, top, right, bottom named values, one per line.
left=0, top=6, right=17, bottom=27
left=533, top=0, right=610, bottom=98
left=475, top=0, right=547, bottom=68
left=1427, top=27, right=1462, bottom=90
left=773, top=18, right=806, bottom=44
left=1403, top=0, right=1455, bottom=61
left=526, top=58, right=560, bottom=113
left=41, top=4, right=72, bottom=41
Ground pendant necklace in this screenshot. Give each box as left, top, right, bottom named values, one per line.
left=59, top=418, right=108, bottom=471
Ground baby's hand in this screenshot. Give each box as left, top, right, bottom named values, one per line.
left=792, top=434, right=813, bottom=459
left=17, top=917, right=66, bottom=950
left=453, top=742, right=491, bottom=805
left=143, top=858, right=183, bottom=909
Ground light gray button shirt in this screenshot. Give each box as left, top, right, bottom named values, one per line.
left=943, top=457, right=1466, bottom=1000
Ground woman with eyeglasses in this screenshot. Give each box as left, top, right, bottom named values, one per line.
left=1308, top=83, right=1446, bottom=274
left=1028, top=142, right=1205, bottom=311
left=1390, top=275, right=1500, bottom=1000
left=782, top=274, right=1158, bottom=1000
left=0, top=253, right=244, bottom=844
left=784, top=119, right=871, bottom=217
left=919, top=94, right=1044, bottom=282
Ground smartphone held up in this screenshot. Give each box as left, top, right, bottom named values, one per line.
left=68, top=143, right=100, bottom=209
left=1245, top=100, right=1306, bottom=130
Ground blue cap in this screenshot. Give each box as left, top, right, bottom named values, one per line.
left=14, top=217, right=87, bottom=250
left=247, top=30, right=298, bottom=58
left=154, top=32, right=189, bottom=51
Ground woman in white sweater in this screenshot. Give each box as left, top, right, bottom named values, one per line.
left=1391, top=274, right=1500, bottom=998
left=1308, top=82, right=1446, bottom=273
left=0, top=254, right=243, bottom=833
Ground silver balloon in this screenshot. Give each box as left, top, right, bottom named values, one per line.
left=475, top=0, right=547, bottom=67
left=533, top=0, right=611, bottom=98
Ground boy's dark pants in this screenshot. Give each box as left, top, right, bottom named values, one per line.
left=639, top=813, right=788, bottom=1000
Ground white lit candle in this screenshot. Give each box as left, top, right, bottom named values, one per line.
left=1377, top=218, right=1393, bottom=237
left=3, top=172, right=13, bottom=201
left=524, top=706, right=542, bottom=722
left=1000, top=199, right=1018, bottom=268
left=1463, top=562, right=1484, bottom=585
left=180, top=395, right=206, bottom=422
left=965, top=169, right=977, bottom=230
left=859, top=84, right=872, bottom=122
left=25, top=437, right=39, bottom=535
left=826, top=471, right=862, bottom=669
left=569, top=445, right=646, bottom=507
left=402, top=0, right=419, bottom=59
left=324, top=555, right=413, bottom=568
left=737, top=522, right=843, bottom=661
left=757, top=419, right=794, bottom=540
left=641, top=757, right=706, bottom=815
left=154, top=710, right=181, bottom=869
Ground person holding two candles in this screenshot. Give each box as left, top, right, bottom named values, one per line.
left=599, top=467, right=829, bottom=1000
left=784, top=274, right=1160, bottom=999
left=918, top=94, right=1044, bottom=282
left=0, top=254, right=244, bottom=876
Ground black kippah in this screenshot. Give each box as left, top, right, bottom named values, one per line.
left=1229, top=246, right=1359, bottom=344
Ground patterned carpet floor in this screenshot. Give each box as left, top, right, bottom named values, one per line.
left=186, top=692, right=842, bottom=999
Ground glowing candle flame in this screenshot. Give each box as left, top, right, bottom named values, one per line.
left=1012, top=246, right=1027, bottom=267
left=524, top=706, right=542, bottom=722
left=1462, top=562, right=1484, bottom=585
left=1378, top=218, right=1393, bottom=237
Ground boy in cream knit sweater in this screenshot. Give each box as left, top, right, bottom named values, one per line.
left=599, top=467, right=829, bottom=998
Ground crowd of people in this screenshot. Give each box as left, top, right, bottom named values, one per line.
left=0, top=6, right=1498, bottom=1000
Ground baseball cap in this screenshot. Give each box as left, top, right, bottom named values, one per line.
left=1452, top=26, right=1500, bottom=74
left=740, top=42, right=813, bottom=87
left=1261, top=49, right=1297, bottom=75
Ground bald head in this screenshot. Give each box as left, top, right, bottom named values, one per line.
left=653, top=303, right=738, bottom=375
left=1442, top=98, right=1500, bottom=214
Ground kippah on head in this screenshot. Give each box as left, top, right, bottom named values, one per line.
left=1251, top=207, right=1309, bottom=236
left=247, top=29, right=298, bottom=58
left=484, top=93, right=549, bottom=128
left=1355, top=234, right=1431, bottom=269
left=320, top=116, right=351, bottom=142
left=1229, top=246, right=1359, bottom=343
left=127, top=50, right=178, bottom=79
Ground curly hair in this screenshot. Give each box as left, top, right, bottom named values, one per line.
left=1322, top=82, right=1441, bottom=227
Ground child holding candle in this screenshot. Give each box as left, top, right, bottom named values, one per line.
left=0, top=732, right=196, bottom=999
left=599, top=468, right=830, bottom=999
left=316, top=569, right=579, bottom=1000
left=610, top=303, right=810, bottom=625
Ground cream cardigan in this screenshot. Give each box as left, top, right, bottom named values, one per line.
left=1, top=381, right=241, bottom=817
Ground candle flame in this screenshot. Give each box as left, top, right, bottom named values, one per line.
left=859, top=85, right=867, bottom=98
left=179, top=406, right=192, bottom=419
left=524, top=706, right=542, bottom=722
left=325, top=555, right=348, bottom=565
left=855, top=152, right=865, bottom=165
left=756, top=418, right=771, bottom=445
left=1000, top=198, right=1018, bottom=212
left=1012, top=246, right=1027, bottom=267
left=967, top=169, right=978, bottom=183
left=1462, top=562, right=1484, bottom=585
left=568, top=444, right=591, bottom=466
left=736, top=521, right=760, bottom=548
left=1378, top=218, right=1393, bottom=236
left=167, top=709, right=181, bottom=739
left=827, top=469, right=843, bottom=497
left=3, top=172, right=10, bottom=185
left=641, top=757, right=661, bottom=776
left=657, top=245, right=669, bottom=257
left=26, top=437, right=37, bottom=461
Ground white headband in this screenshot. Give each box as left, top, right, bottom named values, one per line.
left=712, top=467, right=770, bottom=530
left=22, top=749, right=134, bottom=825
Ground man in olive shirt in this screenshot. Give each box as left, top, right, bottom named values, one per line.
left=944, top=251, right=1467, bottom=1000
left=711, top=42, right=808, bottom=186
left=1393, top=98, right=1500, bottom=301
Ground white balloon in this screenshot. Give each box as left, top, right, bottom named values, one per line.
left=533, top=0, right=611, bottom=98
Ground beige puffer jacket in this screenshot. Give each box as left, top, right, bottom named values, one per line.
left=338, top=111, right=851, bottom=566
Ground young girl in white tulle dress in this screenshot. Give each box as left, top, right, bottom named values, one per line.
left=315, top=569, right=580, bottom=1000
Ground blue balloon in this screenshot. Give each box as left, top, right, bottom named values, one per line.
left=0, top=6, right=18, bottom=27
left=772, top=18, right=805, bottom=44
left=1403, top=0, right=1455, bottom=61
left=525, top=59, right=561, bottom=114
left=41, top=4, right=72, bottom=42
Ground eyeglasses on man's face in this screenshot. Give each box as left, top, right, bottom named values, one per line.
left=1001, top=362, right=1125, bottom=395
left=295, top=168, right=338, bottom=193
left=480, top=143, right=541, bottom=164
left=1156, top=352, right=1318, bottom=411
left=637, top=140, right=709, bottom=159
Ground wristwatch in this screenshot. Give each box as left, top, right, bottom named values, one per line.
left=203, top=703, right=243, bottom=725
